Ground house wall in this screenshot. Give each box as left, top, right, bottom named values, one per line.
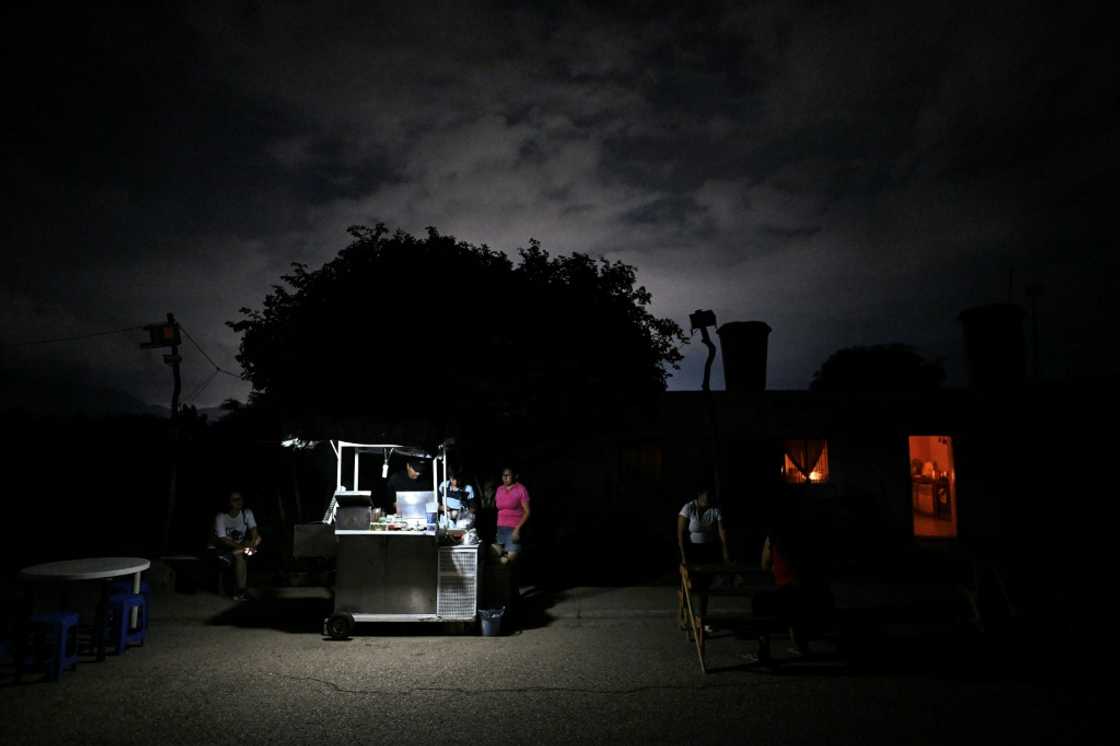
left=529, top=389, right=983, bottom=580
left=275, top=383, right=1108, bottom=588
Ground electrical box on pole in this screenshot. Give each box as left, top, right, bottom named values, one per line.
left=141, top=320, right=181, bottom=349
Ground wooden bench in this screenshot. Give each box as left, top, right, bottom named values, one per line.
left=159, top=554, right=226, bottom=595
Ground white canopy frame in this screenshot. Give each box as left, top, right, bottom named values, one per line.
left=322, top=441, right=447, bottom=525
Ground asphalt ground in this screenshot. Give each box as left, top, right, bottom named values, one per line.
left=0, top=584, right=1102, bottom=745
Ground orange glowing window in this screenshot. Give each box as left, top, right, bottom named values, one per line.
left=909, top=435, right=957, bottom=538
left=782, top=440, right=829, bottom=484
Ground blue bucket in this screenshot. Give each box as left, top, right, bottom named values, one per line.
left=479, top=607, right=505, bottom=637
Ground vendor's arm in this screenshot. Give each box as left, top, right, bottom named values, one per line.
left=677, top=514, right=689, bottom=564
left=717, top=520, right=730, bottom=563
left=760, top=537, right=772, bottom=572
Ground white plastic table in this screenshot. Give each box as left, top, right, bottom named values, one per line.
left=20, top=557, right=151, bottom=664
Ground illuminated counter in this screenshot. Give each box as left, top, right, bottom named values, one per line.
left=335, top=529, right=438, bottom=536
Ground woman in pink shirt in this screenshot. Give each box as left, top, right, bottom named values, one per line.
left=494, top=467, right=530, bottom=563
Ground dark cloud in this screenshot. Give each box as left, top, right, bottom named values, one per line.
left=622, top=196, right=703, bottom=227
left=2, top=0, right=1116, bottom=408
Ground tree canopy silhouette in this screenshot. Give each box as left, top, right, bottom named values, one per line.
left=229, top=224, right=685, bottom=441
left=810, top=344, right=945, bottom=392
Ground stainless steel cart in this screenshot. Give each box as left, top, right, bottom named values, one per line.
left=319, top=441, right=480, bottom=639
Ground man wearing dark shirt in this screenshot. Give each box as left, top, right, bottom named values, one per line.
left=384, top=460, right=425, bottom=514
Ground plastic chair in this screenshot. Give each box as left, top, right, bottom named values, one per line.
left=108, top=592, right=147, bottom=655
left=29, top=611, right=81, bottom=680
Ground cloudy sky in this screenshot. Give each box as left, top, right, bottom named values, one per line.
left=2, top=1, right=1116, bottom=411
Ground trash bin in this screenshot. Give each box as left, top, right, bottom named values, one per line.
left=479, top=607, right=505, bottom=637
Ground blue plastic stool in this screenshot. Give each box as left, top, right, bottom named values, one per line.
left=111, top=578, right=151, bottom=611
left=108, top=593, right=147, bottom=655
left=29, top=611, right=81, bottom=680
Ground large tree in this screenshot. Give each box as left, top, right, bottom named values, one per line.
left=810, top=343, right=945, bottom=392
left=229, top=225, right=685, bottom=442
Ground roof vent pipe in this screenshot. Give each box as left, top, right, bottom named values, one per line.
left=717, top=321, right=771, bottom=392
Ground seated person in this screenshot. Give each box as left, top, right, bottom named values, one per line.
left=212, top=491, right=261, bottom=601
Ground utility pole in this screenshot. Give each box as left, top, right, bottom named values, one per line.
left=166, top=312, right=182, bottom=416
left=141, top=313, right=182, bottom=555
left=689, top=309, right=722, bottom=500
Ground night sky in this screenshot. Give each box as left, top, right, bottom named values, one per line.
left=3, top=1, right=1116, bottom=412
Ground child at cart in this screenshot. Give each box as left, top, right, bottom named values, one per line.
left=439, top=472, right=477, bottom=530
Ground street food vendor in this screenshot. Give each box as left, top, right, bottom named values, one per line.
left=384, top=459, right=425, bottom=514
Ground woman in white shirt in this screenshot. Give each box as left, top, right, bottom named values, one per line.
left=677, top=487, right=730, bottom=628
left=678, top=488, right=729, bottom=565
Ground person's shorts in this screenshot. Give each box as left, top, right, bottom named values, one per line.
left=207, top=546, right=233, bottom=567
left=496, top=526, right=521, bottom=554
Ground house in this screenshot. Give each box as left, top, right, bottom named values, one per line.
left=535, top=303, right=1108, bottom=615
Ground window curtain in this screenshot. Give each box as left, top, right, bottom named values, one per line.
left=784, top=439, right=826, bottom=480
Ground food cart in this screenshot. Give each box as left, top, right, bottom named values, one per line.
left=317, top=441, right=480, bottom=638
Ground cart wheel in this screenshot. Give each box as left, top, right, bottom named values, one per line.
left=325, top=612, right=355, bottom=640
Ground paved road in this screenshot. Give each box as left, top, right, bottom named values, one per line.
left=0, top=586, right=1099, bottom=745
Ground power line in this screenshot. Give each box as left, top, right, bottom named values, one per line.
left=5, top=318, right=243, bottom=402
left=183, top=368, right=221, bottom=405
left=7, top=324, right=147, bottom=347
left=178, top=324, right=242, bottom=380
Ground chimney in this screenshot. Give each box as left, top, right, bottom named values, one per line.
left=717, top=321, right=771, bottom=392
left=958, top=303, right=1026, bottom=390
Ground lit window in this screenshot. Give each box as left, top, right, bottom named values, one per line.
left=782, top=440, right=829, bottom=484
left=909, top=435, right=957, bottom=538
